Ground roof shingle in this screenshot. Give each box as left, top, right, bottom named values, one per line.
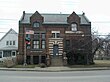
left=20, top=13, right=90, bottom=24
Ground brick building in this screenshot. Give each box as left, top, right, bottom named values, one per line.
left=18, top=11, right=93, bottom=66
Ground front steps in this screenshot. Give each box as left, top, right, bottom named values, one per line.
left=51, top=56, right=63, bottom=66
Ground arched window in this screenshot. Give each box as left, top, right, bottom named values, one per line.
left=71, top=23, right=77, bottom=31
left=33, top=22, right=40, bottom=28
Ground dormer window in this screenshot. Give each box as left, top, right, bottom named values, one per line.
left=33, top=22, right=40, bottom=27
left=71, top=23, right=77, bottom=31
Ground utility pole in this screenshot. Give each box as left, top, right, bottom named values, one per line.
left=23, top=29, right=34, bottom=66
left=24, top=33, right=27, bottom=66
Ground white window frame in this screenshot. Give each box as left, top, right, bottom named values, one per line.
left=11, top=51, right=16, bottom=57
left=10, top=41, right=12, bottom=45
left=6, top=41, right=9, bottom=45
left=51, top=31, right=60, bottom=38
left=41, top=40, right=46, bottom=49
left=33, top=40, right=40, bottom=49
left=0, top=51, right=3, bottom=58
left=71, top=23, right=77, bottom=32
left=33, top=22, right=40, bottom=28
left=13, top=41, right=15, bottom=45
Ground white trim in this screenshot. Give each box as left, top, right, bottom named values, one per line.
left=49, top=42, right=54, bottom=44
left=59, top=54, right=62, bottom=55
left=59, top=48, right=63, bottom=51
left=59, top=51, right=63, bottom=53
left=65, top=31, right=83, bottom=33
left=11, top=51, right=16, bottom=57
left=50, top=54, right=53, bottom=55
left=59, top=46, right=63, bottom=48
left=51, top=31, right=60, bottom=33
left=49, top=49, right=53, bottom=51
left=49, top=47, right=53, bottom=49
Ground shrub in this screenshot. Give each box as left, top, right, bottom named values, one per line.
left=3, top=57, right=15, bottom=68
left=39, top=63, right=46, bottom=68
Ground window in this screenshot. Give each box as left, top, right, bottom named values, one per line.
left=33, top=22, right=40, bottom=27
left=52, top=33, right=60, bottom=38
left=41, top=33, right=46, bottom=39
left=6, top=41, right=9, bottom=45
left=0, top=51, right=2, bottom=58
left=3, top=51, right=11, bottom=57
left=52, top=33, right=55, bottom=38
left=6, top=41, right=16, bottom=46
left=13, top=41, right=15, bottom=45
left=36, top=33, right=40, bottom=39
left=71, top=23, right=77, bottom=31
left=10, top=41, right=12, bottom=45
left=12, top=51, right=16, bottom=56
left=34, top=33, right=40, bottom=39
left=56, top=33, right=60, bottom=38
left=26, top=34, right=30, bottom=38
left=33, top=40, right=40, bottom=49
left=66, top=40, right=70, bottom=46
left=65, top=40, right=70, bottom=50
left=42, top=40, right=46, bottom=49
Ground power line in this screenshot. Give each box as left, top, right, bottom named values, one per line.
left=92, top=21, right=110, bottom=23
left=0, top=19, right=18, bottom=21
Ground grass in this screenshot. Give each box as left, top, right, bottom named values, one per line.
left=94, top=60, right=110, bottom=67
left=13, top=65, right=36, bottom=68
left=68, top=60, right=110, bottom=68
left=0, top=63, right=4, bottom=67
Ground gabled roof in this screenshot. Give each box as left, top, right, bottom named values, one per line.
left=0, top=28, right=18, bottom=41
left=20, top=12, right=91, bottom=25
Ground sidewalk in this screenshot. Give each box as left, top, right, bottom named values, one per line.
left=0, top=66, right=110, bottom=72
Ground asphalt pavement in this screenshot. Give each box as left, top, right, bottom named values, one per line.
left=1, top=70, right=110, bottom=82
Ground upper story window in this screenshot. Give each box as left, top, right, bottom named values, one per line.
left=52, top=33, right=60, bottom=38
left=26, top=34, right=30, bottom=38
left=66, top=40, right=70, bottom=47
left=33, top=40, right=40, bottom=49
left=6, top=41, right=9, bottom=45
left=52, top=31, right=60, bottom=38
left=33, top=22, right=40, bottom=28
left=33, top=33, right=40, bottom=40
left=6, top=41, right=16, bottom=46
left=41, top=33, right=46, bottom=39
left=71, top=23, right=77, bottom=31
left=13, top=41, right=15, bottom=45
left=10, top=41, right=12, bottom=45
left=41, top=40, right=46, bottom=49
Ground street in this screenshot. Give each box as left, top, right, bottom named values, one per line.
left=0, top=70, right=110, bottom=82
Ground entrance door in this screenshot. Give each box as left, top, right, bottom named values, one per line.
left=53, top=45, right=59, bottom=56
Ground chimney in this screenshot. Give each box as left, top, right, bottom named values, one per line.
left=82, top=11, right=85, bottom=15
left=22, top=11, right=25, bottom=20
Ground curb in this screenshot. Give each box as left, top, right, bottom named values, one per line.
left=0, top=67, right=110, bottom=72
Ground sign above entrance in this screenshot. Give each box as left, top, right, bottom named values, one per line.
left=25, top=30, right=34, bottom=34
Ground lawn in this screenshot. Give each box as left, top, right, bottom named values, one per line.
left=94, top=60, right=110, bottom=67
left=68, top=60, right=110, bottom=68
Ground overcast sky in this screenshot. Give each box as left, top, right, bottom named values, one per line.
left=0, top=0, right=110, bottom=38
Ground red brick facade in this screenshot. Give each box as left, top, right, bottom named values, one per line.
left=18, top=11, right=93, bottom=66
